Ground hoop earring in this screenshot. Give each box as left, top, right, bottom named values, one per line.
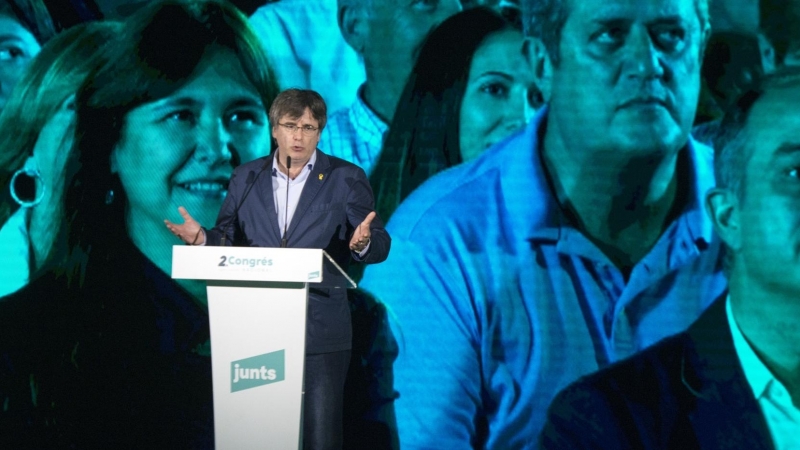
left=10, top=167, right=44, bottom=208
left=105, top=189, right=115, bottom=205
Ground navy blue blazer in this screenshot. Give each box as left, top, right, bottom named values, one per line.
left=204, top=150, right=390, bottom=354
left=539, top=296, right=775, bottom=450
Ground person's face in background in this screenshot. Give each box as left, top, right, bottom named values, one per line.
left=732, top=84, right=800, bottom=295
left=0, top=15, right=41, bottom=112
left=364, top=0, right=461, bottom=103
left=542, top=0, right=706, bottom=158
left=271, top=108, right=321, bottom=167
left=702, top=32, right=765, bottom=113
left=111, top=47, right=270, bottom=239
left=459, top=28, right=532, bottom=161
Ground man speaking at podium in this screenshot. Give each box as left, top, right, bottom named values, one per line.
left=165, top=88, right=391, bottom=450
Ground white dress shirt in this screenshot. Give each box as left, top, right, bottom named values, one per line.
left=727, top=297, right=800, bottom=450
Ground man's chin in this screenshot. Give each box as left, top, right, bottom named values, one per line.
left=612, top=122, right=686, bottom=156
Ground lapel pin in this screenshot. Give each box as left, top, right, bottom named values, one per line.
left=319, top=174, right=324, bottom=180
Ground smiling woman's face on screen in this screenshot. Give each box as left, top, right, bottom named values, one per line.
left=110, top=47, right=270, bottom=241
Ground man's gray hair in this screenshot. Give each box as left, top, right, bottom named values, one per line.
left=713, top=67, right=800, bottom=200
left=710, top=66, right=800, bottom=274
left=523, top=0, right=711, bottom=65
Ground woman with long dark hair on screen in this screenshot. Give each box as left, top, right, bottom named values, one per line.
left=0, top=1, right=279, bottom=447
left=346, top=6, right=533, bottom=289
left=368, top=6, right=537, bottom=225
left=0, top=21, right=120, bottom=297
left=339, top=8, right=537, bottom=449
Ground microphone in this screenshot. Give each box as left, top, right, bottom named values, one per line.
left=280, top=155, right=291, bottom=248
left=219, top=158, right=270, bottom=246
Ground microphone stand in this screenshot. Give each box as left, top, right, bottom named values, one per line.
left=280, top=155, right=291, bottom=248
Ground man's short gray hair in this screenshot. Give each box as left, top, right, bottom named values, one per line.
left=522, top=0, right=710, bottom=65
left=710, top=66, right=800, bottom=274
left=713, top=67, right=800, bottom=200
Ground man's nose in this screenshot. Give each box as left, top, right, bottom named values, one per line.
left=624, top=28, right=665, bottom=80
left=193, top=118, right=233, bottom=165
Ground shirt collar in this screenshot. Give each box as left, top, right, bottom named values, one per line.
left=349, top=84, right=389, bottom=137
left=681, top=138, right=716, bottom=249
left=500, top=106, right=560, bottom=242
left=726, top=295, right=774, bottom=400
left=271, top=150, right=317, bottom=178
left=515, top=107, right=715, bottom=248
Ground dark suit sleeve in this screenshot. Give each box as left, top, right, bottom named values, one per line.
left=204, top=170, right=241, bottom=247
left=539, top=382, right=633, bottom=450
left=346, top=166, right=390, bottom=263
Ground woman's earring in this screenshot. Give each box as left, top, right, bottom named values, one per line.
left=10, top=167, right=45, bottom=208
left=105, top=189, right=114, bottom=205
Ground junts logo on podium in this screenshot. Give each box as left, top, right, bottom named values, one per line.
left=230, top=349, right=285, bottom=392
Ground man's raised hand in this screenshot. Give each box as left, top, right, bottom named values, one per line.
left=164, top=206, right=205, bottom=245
left=349, top=211, right=376, bottom=253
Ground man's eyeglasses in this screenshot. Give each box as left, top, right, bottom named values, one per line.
left=278, top=123, right=319, bottom=136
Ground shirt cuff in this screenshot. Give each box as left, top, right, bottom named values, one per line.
left=356, top=240, right=370, bottom=258
left=195, top=228, right=207, bottom=246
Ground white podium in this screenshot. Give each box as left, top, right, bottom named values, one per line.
left=171, top=245, right=354, bottom=449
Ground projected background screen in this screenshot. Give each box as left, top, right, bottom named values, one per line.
left=0, top=0, right=785, bottom=448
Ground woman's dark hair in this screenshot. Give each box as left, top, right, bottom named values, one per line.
left=369, top=7, right=519, bottom=223
left=60, top=0, right=279, bottom=278
left=0, top=0, right=56, bottom=44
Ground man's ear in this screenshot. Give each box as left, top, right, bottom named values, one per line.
left=338, top=0, right=368, bottom=54
left=523, top=37, right=553, bottom=102
left=706, top=188, right=742, bottom=252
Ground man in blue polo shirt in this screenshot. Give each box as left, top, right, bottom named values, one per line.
left=540, top=65, right=800, bottom=450
left=360, top=0, right=726, bottom=447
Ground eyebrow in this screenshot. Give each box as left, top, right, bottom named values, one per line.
left=151, top=97, right=201, bottom=112
left=227, top=97, right=265, bottom=109
left=0, top=34, right=25, bottom=44
left=478, top=70, right=514, bottom=80
left=646, top=16, right=687, bottom=27
left=591, top=17, right=629, bottom=27
left=591, top=15, right=685, bottom=27
left=474, top=71, right=514, bottom=81
left=281, top=120, right=317, bottom=128
left=772, top=143, right=800, bottom=159
left=152, top=96, right=264, bottom=112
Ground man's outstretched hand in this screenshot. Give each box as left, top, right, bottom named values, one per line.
left=349, top=211, right=376, bottom=253
left=164, top=206, right=205, bottom=245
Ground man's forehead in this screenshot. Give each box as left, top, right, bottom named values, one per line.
left=745, top=86, right=800, bottom=159
left=749, top=85, right=800, bottom=125
left=567, top=0, right=695, bottom=22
